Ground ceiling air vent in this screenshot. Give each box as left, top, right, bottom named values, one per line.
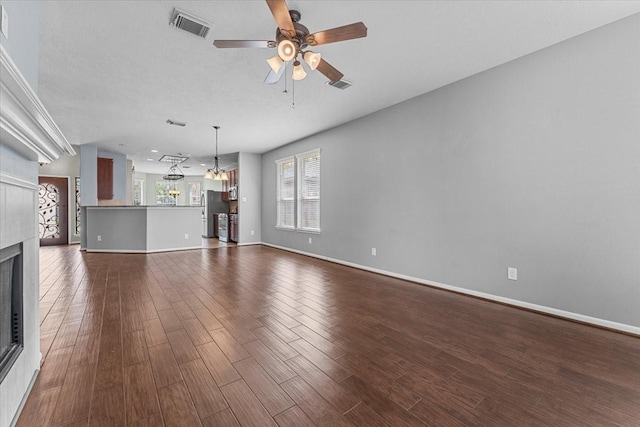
left=326, top=79, right=353, bottom=90
left=170, top=8, right=211, bottom=38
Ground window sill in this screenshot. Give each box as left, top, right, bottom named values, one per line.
left=296, top=228, right=321, bottom=235
left=274, top=226, right=320, bottom=235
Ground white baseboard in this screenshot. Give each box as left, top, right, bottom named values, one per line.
left=236, top=242, right=263, bottom=247
left=10, top=369, right=39, bottom=427
left=260, top=243, right=640, bottom=336
left=85, top=246, right=202, bottom=254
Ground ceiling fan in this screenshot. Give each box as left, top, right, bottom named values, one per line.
left=213, top=0, right=367, bottom=84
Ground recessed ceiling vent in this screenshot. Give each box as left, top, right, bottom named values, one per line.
left=326, top=79, right=353, bottom=90
left=170, top=8, right=212, bottom=38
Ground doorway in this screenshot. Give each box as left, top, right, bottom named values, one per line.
left=38, top=177, right=68, bottom=246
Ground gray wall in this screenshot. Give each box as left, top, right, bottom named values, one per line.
left=79, top=144, right=97, bottom=204
left=0, top=0, right=39, bottom=91
left=85, top=207, right=147, bottom=251
left=261, top=14, right=640, bottom=328
left=238, top=152, right=262, bottom=244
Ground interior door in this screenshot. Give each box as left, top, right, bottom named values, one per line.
left=38, top=177, right=69, bottom=246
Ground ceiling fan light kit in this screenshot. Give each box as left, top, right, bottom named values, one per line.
left=292, top=60, right=307, bottom=81
left=212, top=0, right=367, bottom=85
left=303, top=51, right=321, bottom=70
left=267, top=55, right=284, bottom=73
left=277, top=39, right=296, bottom=61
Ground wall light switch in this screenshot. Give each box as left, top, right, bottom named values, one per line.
left=242, top=196, right=247, bottom=202
left=1, top=6, right=8, bottom=39
left=508, top=267, right=518, bottom=281
left=371, top=247, right=376, bottom=256
left=97, top=235, right=102, bottom=242
left=184, top=233, right=189, bottom=239
left=250, top=230, right=255, bottom=236
left=308, top=237, right=312, bottom=244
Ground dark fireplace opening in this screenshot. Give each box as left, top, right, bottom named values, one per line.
left=0, top=243, right=23, bottom=383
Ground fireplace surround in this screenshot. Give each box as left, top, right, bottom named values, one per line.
left=0, top=243, right=23, bottom=383
left=0, top=39, right=74, bottom=426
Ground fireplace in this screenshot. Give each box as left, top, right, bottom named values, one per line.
left=0, top=243, right=23, bottom=382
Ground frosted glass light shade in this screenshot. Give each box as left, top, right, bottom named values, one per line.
left=213, top=172, right=222, bottom=181
left=303, top=51, right=321, bottom=70
left=267, top=55, right=283, bottom=73
left=277, top=39, right=296, bottom=61
left=204, top=169, right=214, bottom=180
left=220, top=171, right=229, bottom=181
left=292, top=60, right=307, bottom=80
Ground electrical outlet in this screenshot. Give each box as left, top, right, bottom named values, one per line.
left=97, top=235, right=101, bottom=242
left=250, top=230, right=255, bottom=236
left=508, top=267, right=518, bottom=281
left=308, top=237, right=312, bottom=244
left=184, top=233, right=189, bottom=239
left=371, top=247, right=376, bottom=256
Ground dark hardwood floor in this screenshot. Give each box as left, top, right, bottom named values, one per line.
left=17, top=244, right=640, bottom=426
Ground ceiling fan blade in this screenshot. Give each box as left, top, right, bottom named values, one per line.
left=264, top=65, right=286, bottom=85
left=306, top=22, right=367, bottom=46
left=265, top=0, right=295, bottom=38
left=316, top=59, right=344, bottom=83
left=213, top=40, right=277, bottom=48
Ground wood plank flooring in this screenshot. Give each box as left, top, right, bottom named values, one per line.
left=17, top=245, right=640, bottom=426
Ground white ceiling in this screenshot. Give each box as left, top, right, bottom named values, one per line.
left=37, top=1, right=640, bottom=175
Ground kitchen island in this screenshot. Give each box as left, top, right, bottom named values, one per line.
left=80, top=205, right=202, bottom=253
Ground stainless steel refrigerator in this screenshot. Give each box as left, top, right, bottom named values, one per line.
left=202, top=191, right=229, bottom=238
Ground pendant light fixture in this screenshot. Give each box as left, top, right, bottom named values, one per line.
left=163, top=160, right=185, bottom=181
left=204, top=125, right=229, bottom=181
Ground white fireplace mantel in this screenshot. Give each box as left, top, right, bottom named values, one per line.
left=0, top=44, right=75, bottom=163
left=0, top=43, right=74, bottom=427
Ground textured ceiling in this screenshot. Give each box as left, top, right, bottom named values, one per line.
left=37, top=1, right=640, bottom=175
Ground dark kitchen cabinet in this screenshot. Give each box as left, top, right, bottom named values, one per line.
left=222, top=168, right=238, bottom=192
left=97, top=157, right=113, bottom=200
left=229, top=169, right=238, bottom=188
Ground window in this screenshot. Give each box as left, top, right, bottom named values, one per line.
left=276, top=149, right=321, bottom=232
left=74, top=177, right=81, bottom=235
left=276, top=157, right=295, bottom=229
left=188, top=182, right=201, bottom=206
left=133, top=179, right=144, bottom=206
left=297, top=149, right=321, bottom=232
left=156, top=181, right=176, bottom=206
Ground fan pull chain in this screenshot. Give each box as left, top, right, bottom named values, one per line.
left=282, top=62, right=288, bottom=94
left=292, top=77, right=295, bottom=109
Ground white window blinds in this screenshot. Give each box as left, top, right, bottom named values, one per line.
left=276, top=157, right=295, bottom=229
left=297, top=149, right=321, bottom=232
